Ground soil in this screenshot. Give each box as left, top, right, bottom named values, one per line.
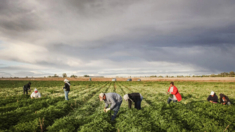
left=0, top=77, right=235, bottom=82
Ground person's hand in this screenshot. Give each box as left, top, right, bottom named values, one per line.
left=210, top=100, right=213, bottom=103
left=105, top=108, right=111, bottom=112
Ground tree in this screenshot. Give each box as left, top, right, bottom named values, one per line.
left=70, top=74, right=77, bottom=78
left=229, top=71, right=234, bottom=75
left=62, top=73, right=67, bottom=78
left=53, top=74, right=59, bottom=77
left=84, top=75, right=89, bottom=77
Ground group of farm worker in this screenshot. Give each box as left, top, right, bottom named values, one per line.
left=23, top=82, right=42, bottom=99
left=207, top=91, right=231, bottom=105
left=23, top=80, right=232, bottom=121
left=98, top=92, right=143, bottom=121
left=99, top=81, right=232, bottom=121
left=22, top=79, right=70, bottom=100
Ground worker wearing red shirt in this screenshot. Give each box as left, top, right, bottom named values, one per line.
left=167, top=82, right=182, bottom=103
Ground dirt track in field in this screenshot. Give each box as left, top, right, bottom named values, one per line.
left=0, top=77, right=235, bottom=82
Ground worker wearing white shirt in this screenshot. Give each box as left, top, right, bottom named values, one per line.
left=31, top=88, right=41, bottom=99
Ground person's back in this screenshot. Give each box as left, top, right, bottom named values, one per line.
left=99, top=93, right=122, bottom=121
left=104, top=93, right=122, bottom=104
left=128, top=93, right=141, bottom=102
left=124, top=93, right=143, bottom=109
left=64, top=82, right=70, bottom=91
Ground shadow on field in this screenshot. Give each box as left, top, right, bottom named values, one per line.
left=180, top=93, right=193, bottom=100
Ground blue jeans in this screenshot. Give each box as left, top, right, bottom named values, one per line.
left=111, top=101, right=122, bottom=121
left=167, top=97, right=177, bottom=104
left=135, top=97, right=143, bottom=110
left=64, top=90, right=69, bottom=100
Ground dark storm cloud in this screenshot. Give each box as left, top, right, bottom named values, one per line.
left=0, top=0, right=235, bottom=76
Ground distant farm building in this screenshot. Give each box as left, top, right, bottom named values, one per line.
left=112, top=78, right=116, bottom=81
left=127, top=79, right=132, bottom=81
left=137, top=79, right=141, bottom=81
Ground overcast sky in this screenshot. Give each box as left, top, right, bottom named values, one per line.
left=0, top=0, right=235, bottom=77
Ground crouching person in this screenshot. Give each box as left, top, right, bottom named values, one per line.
left=207, top=91, right=218, bottom=103
left=123, top=93, right=143, bottom=110
left=99, top=93, right=122, bottom=121
left=167, top=82, right=182, bottom=104
left=31, top=88, right=41, bottom=99
left=219, top=93, right=231, bottom=105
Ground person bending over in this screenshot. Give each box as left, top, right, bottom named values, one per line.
left=123, top=93, right=143, bottom=110
left=99, top=93, right=122, bottom=121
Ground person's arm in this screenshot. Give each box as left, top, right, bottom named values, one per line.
left=207, top=96, right=210, bottom=101
left=128, top=99, right=132, bottom=109
left=105, top=101, right=109, bottom=109
left=109, top=97, right=117, bottom=110
left=166, top=87, right=170, bottom=94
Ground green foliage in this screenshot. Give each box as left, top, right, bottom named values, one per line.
left=0, top=81, right=235, bottom=131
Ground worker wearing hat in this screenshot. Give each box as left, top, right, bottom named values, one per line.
left=123, top=93, right=143, bottom=110
left=63, top=79, right=70, bottom=100
left=23, top=82, right=31, bottom=95
left=99, top=93, right=122, bottom=121
left=207, top=91, right=218, bottom=103
left=31, top=88, right=41, bottom=99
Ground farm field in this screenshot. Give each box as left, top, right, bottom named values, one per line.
left=0, top=81, right=235, bottom=132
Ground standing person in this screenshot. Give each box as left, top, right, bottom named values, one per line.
left=23, top=82, right=31, bottom=95
left=207, top=91, right=218, bottom=103
left=219, top=93, right=231, bottom=105
left=99, top=93, right=122, bottom=121
left=31, top=88, right=42, bottom=99
left=167, top=82, right=182, bottom=104
left=123, top=93, right=143, bottom=110
left=63, top=79, right=70, bottom=100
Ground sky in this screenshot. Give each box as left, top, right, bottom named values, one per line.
left=0, top=0, right=235, bottom=77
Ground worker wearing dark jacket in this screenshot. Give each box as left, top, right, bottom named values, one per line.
left=123, top=93, right=143, bottom=110
left=99, top=93, right=122, bottom=121
left=219, top=93, right=231, bottom=105
left=207, top=91, right=218, bottom=103
left=63, top=79, right=70, bottom=100
left=23, top=82, right=31, bottom=95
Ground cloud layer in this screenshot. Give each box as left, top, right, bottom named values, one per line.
left=0, top=0, right=235, bottom=77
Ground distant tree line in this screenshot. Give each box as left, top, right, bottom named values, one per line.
left=46, top=73, right=88, bottom=78
left=150, top=71, right=235, bottom=78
